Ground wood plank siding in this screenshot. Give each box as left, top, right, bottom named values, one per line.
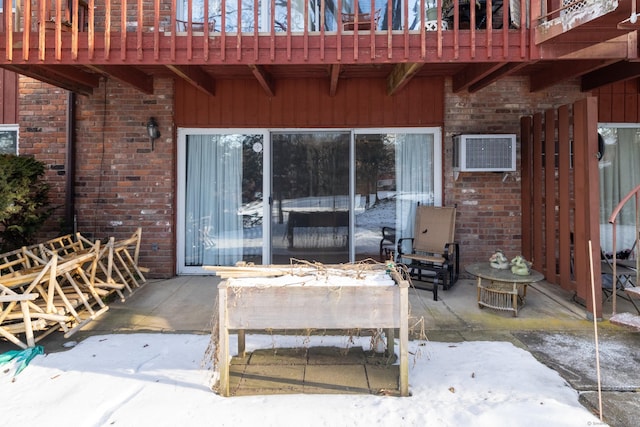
left=595, top=79, right=640, bottom=123
left=0, top=69, right=18, bottom=123
left=175, top=76, right=444, bottom=127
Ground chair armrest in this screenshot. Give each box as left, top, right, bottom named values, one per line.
left=381, top=226, right=396, bottom=241
left=443, top=241, right=458, bottom=255
left=397, top=237, right=414, bottom=256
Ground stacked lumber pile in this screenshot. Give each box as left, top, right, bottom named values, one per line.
left=0, top=228, right=148, bottom=349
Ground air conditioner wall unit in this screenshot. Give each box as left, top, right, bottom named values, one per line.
left=453, top=134, right=516, bottom=173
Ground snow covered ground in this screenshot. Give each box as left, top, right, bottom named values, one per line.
left=0, top=333, right=606, bottom=427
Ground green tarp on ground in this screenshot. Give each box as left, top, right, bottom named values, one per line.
left=0, top=346, right=44, bottom=378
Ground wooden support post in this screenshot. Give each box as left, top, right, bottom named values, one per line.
left=218, top=283, right=230, bottom=397
left=399, top=280, right=409, bottom=397
left=385, top=327, right=394, bottom=358
left=237, top=329, right=246, bottom=358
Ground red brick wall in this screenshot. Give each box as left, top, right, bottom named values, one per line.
left=17, top=78, right=70, bottom=238
left=444, top=77, right=586, bottom=271
left=72, top=78, right=175, bottom=278
left=17, top=76, right=175, bottom=278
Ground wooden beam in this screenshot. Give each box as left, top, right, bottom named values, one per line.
left=452, top=62, right=507, bottom=93
left=467, top=62, right=529, bottom=93
left=165, top=65, right=215, bottom=97
left=1, top=31, right=535, bottom=65
left=0, top=65, right=97, bottom=95
left=529, top=59, right=618, bottom=92
left=581, top=61, right=640, bottom=91
left=387, top=63, right=423, bottom=96
left=534, top=0, right=620, bottom=45
left=45, top=65, right=101, bottom=88
left=248, top=64, right=275, bottom=97
left=543, top=33, right=637, bottom=60
left=85, top=65, right=154, bottom=94
left=328, top=64, right=341, bottom=97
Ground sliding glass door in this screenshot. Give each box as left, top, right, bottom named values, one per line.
left=177, top=127, right=440, bottom=273
left=271, top=132, right=350, bottom=264
left=598, top=124, right=640, bottom=255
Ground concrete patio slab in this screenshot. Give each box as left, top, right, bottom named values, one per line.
left=304, top=364, right=369, bottom=394
left=3, top=272, right=640, bottom=426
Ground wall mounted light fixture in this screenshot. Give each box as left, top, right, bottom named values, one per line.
left=146, top=117, right=161, bottom=151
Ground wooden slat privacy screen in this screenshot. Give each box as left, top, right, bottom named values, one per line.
left=0, top=69, right=18, bottom=123
left=520, top=97, right=602, bottom=317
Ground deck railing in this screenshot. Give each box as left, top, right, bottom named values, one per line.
left=608, top=183, right=640, bottom=315
left=1, top=0, right=533, bottom=63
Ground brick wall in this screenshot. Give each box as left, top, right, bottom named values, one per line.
left=73, top=78, right=175, bottom=278
left=18, top=76, right=175, bottom=278
left=444, top=76, right=586, bottom=272
left=18, top=78, right=70, bottom=237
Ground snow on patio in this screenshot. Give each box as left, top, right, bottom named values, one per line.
left=0, top=333, right=605, bottom=426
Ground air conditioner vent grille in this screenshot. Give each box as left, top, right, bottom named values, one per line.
left=453, top=134, right=516, bottom=172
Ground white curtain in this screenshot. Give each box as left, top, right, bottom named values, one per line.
left=395, top=133, right=434, bottom=251
left=185, top=135, right=242, bottom=266
left=599, top=127, right=640, bottom=253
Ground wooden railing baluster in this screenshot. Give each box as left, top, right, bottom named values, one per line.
left=89, top=0, right=95, bottom=60
left=137, top=0, right=143, bottom=61
left=121, top=0, right=127, bottom=61
left=0, top=0, right=540, bottom=68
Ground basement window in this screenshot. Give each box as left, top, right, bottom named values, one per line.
left=0, top=125, right=18, bottom=154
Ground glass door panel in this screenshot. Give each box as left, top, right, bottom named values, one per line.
left=355, top=132, right=437, bottom=261
left=271, top=132, right=350, bottom=264
left=181, top=133, right=263, bottom=271
left=597, top=125, right=640, bottom=255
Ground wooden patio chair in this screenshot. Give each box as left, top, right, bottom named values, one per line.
left=0, top=256, right=70, bottom=348
left=15, top=243, right=110, bottom=338
left=47, top=245, right=111, bottom=337
left=76, top=232, right=129, bottom=301
left=342, top=10, right=381, bottom=31
left=0, top=246, right=39, bottom=274
left=0, top=283, right=42, bottom=349
left=379, top=226, right=396, bottom=261
left=22, top=235, right=124, bottom=303
left=176, top=18, right=217, bottom=33
left=397, top=205, right=459, bottom=300
left=110, top=228, right=148, bottom=291
left=38, top=234, right=84, bottom=258
left=601, top=247, right=639, bottom=313
left=40, top=0, right=89, bottom=32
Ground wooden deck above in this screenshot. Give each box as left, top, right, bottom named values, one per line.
left=0, top=0, right=638, bottom=96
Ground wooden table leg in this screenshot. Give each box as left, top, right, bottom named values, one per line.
left=237, top=330, right=246, bottom=358
left=385, top=327, right=395, bottom=358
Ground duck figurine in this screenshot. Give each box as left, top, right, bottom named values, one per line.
left=510, top=255, right=531, bottom=276
left=489, top=250, right=510, bottom=270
